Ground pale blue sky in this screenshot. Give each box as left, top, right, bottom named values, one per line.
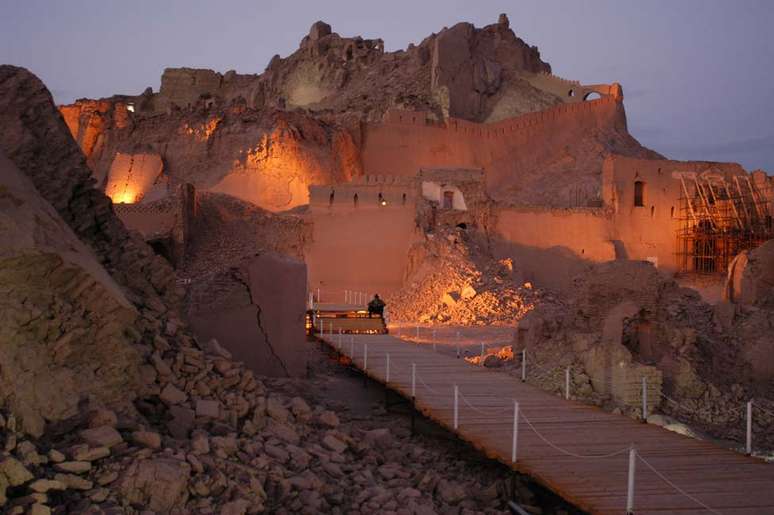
left=2, top=0, right=772, bottom=171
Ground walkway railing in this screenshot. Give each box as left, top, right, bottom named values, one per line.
left=322, top=333, right=773, bottom=514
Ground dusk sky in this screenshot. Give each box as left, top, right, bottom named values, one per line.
left=2, top=0, right=772, bottom=172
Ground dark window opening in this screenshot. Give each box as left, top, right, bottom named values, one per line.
left=442, top=191, right=454, bottom=210
left=353, top=193, right=358, bottom=207
left=634, top=181, right=645, bottom=207
left=402, top=193, right=407, bottom=205
left=148, top=238, right=175, bottom=266
left=583, top=91, right=603, bottom=101
left=329, top=190, right=335, bottom=206
left=456, top=223, right=467, bottom=230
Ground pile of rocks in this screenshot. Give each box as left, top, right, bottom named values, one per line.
left=0, top=331, right=542, bottom=514
left=0, top=66, right=571, bottom=514
left=387, top=229, right=539, bottom=326
left=512, top=260, right=774, bottom=449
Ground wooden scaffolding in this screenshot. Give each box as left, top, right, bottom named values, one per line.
left=676, top=174, right=773, bottom=274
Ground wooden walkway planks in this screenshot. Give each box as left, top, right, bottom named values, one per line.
left=320, top=333, right=774, bottom=515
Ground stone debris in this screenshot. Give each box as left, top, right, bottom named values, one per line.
left=388, top=227, right=539, bottom=325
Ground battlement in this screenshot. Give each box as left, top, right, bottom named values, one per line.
left=380, top=96, right=620, bottom=139
left=309, top=175, right=417, bottom=210
left=536, top=71, right=581, bottom=87
left=526, top=73, right=623, bottom=102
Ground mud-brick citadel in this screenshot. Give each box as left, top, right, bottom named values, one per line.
left=3, top=10, right=774, bottom=514
left=58, top=16, right=773, bottom=298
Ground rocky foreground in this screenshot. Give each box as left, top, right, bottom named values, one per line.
left=0, top=337, right=556, bottom=514
left=0, top=65, right=576, bottom=514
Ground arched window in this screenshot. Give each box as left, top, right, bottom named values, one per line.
left=329, top=190, right=335, bottom=206
left=353, top=193, right=358, bottom=207
left=583, top=91, right=603, bottom=101
left=634, top=181, right=645, bottom=207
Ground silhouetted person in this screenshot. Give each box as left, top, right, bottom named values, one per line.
left=368, top=294, right=386, bottom=318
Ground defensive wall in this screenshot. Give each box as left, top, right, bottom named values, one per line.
left=492, top=207, right=615, bottom=291
left=363, top=97, right=625, bottom=195
left=305, top=176, right=423, bottom=297
left=525, top=72, right=624, bottom=103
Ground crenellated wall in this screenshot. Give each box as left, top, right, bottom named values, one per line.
left=305, top=176, right=422, bottom=296
left=525, top=73, right=624, bottom=103
left=363, top=97, right=626, bottom=199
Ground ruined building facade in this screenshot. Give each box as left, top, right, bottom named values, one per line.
left=56, top=17, right=773, bottom=297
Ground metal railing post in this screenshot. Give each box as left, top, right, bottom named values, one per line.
left=453, top=385, right=459, bottom=429
left=411, top=363, right=416, bottom=398
left=642, top=377, right=648, bottom=422
left=746, top=401, right=752, bottom=455
left=565, top=367, right=570, bottom=400
left=521, top=349, right=526, bottom=382
left=385, top=353, right=390, bottom=383
left=626, top=446, right=636, bottom=514
left=511, top=400, right=519, bottom=463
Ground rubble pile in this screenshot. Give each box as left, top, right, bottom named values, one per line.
left=0, top=334, right=535, bottom=514
left=387, top=228, right=539, bottom=326
left=515, top=260, right=774, bottom=447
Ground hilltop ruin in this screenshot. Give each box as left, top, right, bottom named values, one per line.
left=1, top=12, right=773, bottom=514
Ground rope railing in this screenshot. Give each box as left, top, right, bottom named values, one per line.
left=458, top=390, right=514, bottom=416
left=322, top=333, right=774, bottom=455
left=519, top=410, right=631, bottom=459
left=636, top=452, right=723, bottom=515
left=321, top=337, right=739, bottom=513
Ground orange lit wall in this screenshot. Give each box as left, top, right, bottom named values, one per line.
left=362, top=98, right=625, bottom=197
left=105, top=153, right=164, bottom=204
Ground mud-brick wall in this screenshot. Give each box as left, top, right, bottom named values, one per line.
left=611, top=364, right=663, bottom=413
left=305, top=202, right=422, bottom=296
left=492, top=207, right=615, bottom=291
left=362, top=98, right=624, bottom=196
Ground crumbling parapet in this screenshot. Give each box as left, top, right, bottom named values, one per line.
left=113, top=184, right=198, bottom=268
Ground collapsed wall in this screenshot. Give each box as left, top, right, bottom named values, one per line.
left=387, top=227, right=539, bottom=325
left=0, top=65, right=179, bottom=312
left=59, top=101, right=363, bottom=211
left=0, top=154, right=142, bottom=436
left=520, top=259, right=774, bottom=443
left=725, top=239, right=774, bottom=306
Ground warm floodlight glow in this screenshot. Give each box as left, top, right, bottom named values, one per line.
left=380, top=200, right=387, bottom=206
left=110, top=189, right=138, bottom=204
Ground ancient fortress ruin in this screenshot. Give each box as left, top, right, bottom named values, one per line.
left=58, top=17, right=773, bottom=296
left=1, top=13, right=774, bottom=514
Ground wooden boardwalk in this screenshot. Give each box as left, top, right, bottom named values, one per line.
left=320, top=333, right=774, bottom=515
